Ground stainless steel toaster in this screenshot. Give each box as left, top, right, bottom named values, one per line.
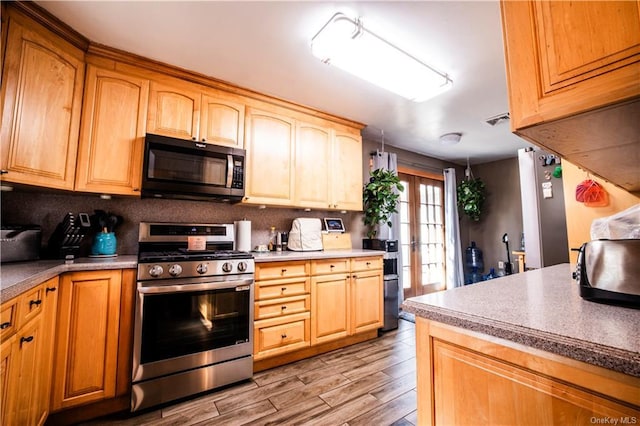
left=0, top=225, right=42, bottom=263
left=574, top=239, right=640, bottom=308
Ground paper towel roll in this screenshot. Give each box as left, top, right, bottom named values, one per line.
left=235, top=220, right=251, bottom=252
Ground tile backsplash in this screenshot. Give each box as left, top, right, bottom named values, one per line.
left=1, top=191, right=365, bottom=257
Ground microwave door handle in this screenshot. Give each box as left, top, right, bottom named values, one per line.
left=226, top=154, right=233, bottom=188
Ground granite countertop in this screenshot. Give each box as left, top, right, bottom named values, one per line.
left=1, top=255, right=138, bottom=301
left=252, top=249, right=385, bottom=262
left=402, top=263, right=640, bottom=377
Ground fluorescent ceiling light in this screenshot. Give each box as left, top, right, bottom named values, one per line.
left=311, top=13, right=452, bottom=102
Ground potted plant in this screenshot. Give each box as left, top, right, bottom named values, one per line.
left=457, top=177, right=486, bottom=221
left=363, top=168, right=404, bottom=239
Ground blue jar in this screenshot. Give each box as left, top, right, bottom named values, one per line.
left=92, top=231, right=117, bottom=255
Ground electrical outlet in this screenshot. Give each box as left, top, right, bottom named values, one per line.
left=498, top=261, right=505, bottom=269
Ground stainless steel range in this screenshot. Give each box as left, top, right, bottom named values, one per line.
left=131, top=222, right=254, bottom=412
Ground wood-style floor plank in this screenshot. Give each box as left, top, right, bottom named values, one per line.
left=83, top=319, right=417, bottom=426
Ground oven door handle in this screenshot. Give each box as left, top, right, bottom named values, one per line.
left=138, top=278, right=253, bottom=294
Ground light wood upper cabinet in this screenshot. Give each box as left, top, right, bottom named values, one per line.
left=0, top=9, right=85, bottom=190
left=75, top=65, right=149, bottom=195
left=51, top=270, right=122, bottom=411
left=200, top=92, right=245, bottom=148
left=332, top=130, right=363, bottom=211
left=147, top=80, right=246, bottom=148
left=295, top=122, right=331, bottom=209
left=243, top=107, right=296, bottom=206
left=500, top=1, right=640, bottom=192
left=147, top=80, right=200, bottom=140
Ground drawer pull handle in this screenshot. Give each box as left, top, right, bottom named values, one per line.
left=281, top=334, right=287, bottom=339
left=330, top=264, right=335, bottom=268
left=281, top=306, right=287, bottom=310
left=46, top=287, right=57, bottom=294
left=20, top=336, right=34, bottom=345
left=0, top=322, right=11, bottom=330
left=281, top=287, right=287, bottom=292
left=366, top=262, right=371, bottom=266
left=30, top=299, right=42, bottom=307
left=281, top=269, right=287, bottom=273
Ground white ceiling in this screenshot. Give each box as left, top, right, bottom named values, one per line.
left=37, top=1, right=532, bottom=166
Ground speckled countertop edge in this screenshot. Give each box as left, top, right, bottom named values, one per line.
left=1, top=256, right=138, bottom=301
left=402, top=298, right=640, bottom=378
left=253, top=249, right=385, bottom=262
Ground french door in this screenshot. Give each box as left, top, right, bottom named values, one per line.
left=399, top=173, right=446, bottom=299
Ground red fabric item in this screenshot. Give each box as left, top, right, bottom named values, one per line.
left=575, top=179, right=608, bottom=205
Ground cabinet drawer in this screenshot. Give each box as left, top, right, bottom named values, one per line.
left=254, top=312, right=310, bottom=360
left=254, top=295, right=310, bottom=320
left=19, top=284, right=45, bottom=326
left=351, top=256, right=383, bottom=272
left=311, top=258, right=350, bottom=275
left=255, top=261, right=309, bottom=280
left=0, top=297, right=19, bottom=342
left=256, top=277, right=310, bottom=300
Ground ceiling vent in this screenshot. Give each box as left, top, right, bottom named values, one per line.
left=485, top=112, right=510, bottom=126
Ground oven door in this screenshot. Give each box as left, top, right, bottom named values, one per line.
left=132, top=276, right=254, bottom=383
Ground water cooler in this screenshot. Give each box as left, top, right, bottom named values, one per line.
left=363, top=239, right=399, bottom=331
left=465, top=241, right=484, bottom=284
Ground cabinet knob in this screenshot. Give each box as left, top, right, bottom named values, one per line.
left=46, top=287, right=57, bottom=294
left=133, top=188, right=140, bottom=192
left=0, top=170, right=8, bottom=174
left=334, top=204, right=337, bottom=208
left=0, top=322, right=11, bottom=329
left=281, top=287, right=287, bottom=292
left=330, top=265, right=335, bottom=269
left=202, top=138, right=206, bottom=142
left=366, top=262, right=371, bottom=266
left=281, top=269, right=287, bottom=274
left=29, top=299, right=42, bottom=307
left=192, top=137, right=197, bottom=141
left=281, top=334, right=287, bottom=339
left=20, top=335, right=34, bottom=345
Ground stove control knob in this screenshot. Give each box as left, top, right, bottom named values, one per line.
left=222, top=262, right=233, bottom=273
left=237, top=261, right=248, bottom=272
left=169, top=264, right=183, bottom=277
left=148, top=265, right=164, bottom=278
left=196, top=263, right=208, bottom=274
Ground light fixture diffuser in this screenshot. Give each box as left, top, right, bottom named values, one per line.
left=311, top=13, right=452, bottom=102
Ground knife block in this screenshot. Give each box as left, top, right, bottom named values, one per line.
left=47, top=212, right=91, bottom=259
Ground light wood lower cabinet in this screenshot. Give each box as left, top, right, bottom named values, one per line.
left=311, top=256, right=383, bottom=344
left=254, top=261, right=311, bottom=361
left=0, top=277, right=59, bottom=426
left=416, top=317, right=640, bottom=426
left=50, top=269, right=135, bottom=420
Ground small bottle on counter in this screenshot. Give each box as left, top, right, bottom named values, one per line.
left=268, top=226, right=276, bottom=251
left=276, top=232, right=282, bottom=252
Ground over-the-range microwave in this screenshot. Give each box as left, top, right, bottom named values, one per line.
left=141, top=133, right=245, bottom=202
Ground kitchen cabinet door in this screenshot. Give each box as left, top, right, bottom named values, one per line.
left=501, top=1, right=640, bottom=130
left=350, top=269, right=383, bottom=335
left=75, top=65, right=149, bottom=195
left=294, top=122, right=331, bottom=209
left=331, top=130, right=363, bottom=211
left=311, top=273, right=350, bottom=345
left=243, top=107, right=295, bottom=206
left=147, top=80, right=200, bottom=140
left=1, top=335, right=17, bottom=426
left=200, top=91, right=245, bottom=148
left=51, top=270, right=122, bottom=411
left=0, top=9, right=85, bottom=190
left=35, top=277, right=59, bottom=426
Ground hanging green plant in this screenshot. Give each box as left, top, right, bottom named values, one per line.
left=457, top=177, right=486, bottom=221
left=363, top=168, right=404, bottom=239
